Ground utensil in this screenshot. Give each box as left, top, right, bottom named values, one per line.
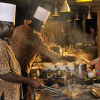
left=44, top=86, right=62, bottom=95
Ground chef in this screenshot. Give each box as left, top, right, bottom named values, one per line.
left=0, top=2, right=41, bottom=100
left=10, top=6, right=76, bottom=71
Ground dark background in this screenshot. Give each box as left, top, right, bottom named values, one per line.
left=0, top=0, right=97, bottom=33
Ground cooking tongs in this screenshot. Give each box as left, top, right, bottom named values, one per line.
left=43, top=86, right=63, bottom=95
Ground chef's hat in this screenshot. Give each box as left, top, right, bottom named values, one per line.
left=0, top=2, right=16, bottom=24
left=33, top=6, right=50, bottom=24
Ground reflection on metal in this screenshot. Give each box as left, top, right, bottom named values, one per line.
left=37, top=70, right=40, bottom=78
left=76, top=0, right=92, bottom=2
left=60, top=0, right=71, bottom=12
left=86, top=6, right=92, bottom=19
left=36, top=90, right=53, bottom=100
left=74, top=13, right=80, bottom=20
left=52, top=7, right=60, bottom=16
left=66, top=16, right=72, bottom=21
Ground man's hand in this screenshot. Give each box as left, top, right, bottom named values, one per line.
left=0, top=72, right=42, bottom=89
left=30, top=79, right=41, bottom=89
left=61, top=56, right=76, bottom=62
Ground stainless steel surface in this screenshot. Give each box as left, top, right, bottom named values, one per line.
left=90, top=88, right=100, bottom=99
left=36, top=89, right=71, bottom=100
left=36, top=86, right=99, bottom=100
left=36, top=90, right=53, bottom=100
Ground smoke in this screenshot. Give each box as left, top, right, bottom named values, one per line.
left=42, top=21, right=91, bottom=45
left=71, top=29, right=89, bottom=44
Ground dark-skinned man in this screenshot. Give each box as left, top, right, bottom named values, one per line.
left=0, top=2, right=41, bottom=100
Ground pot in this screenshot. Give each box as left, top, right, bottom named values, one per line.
left=74, top=64, right=87, bottom=78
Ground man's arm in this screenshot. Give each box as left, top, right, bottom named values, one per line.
left=0, top=72, right=41, bottom=89
left=0, top=39, right=41, bottom=89
left=88, top=60, right=97, bottom=66
left=33, top=33, right=76, bottom=62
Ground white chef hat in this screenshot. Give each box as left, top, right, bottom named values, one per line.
left=0, top=2, right=16, bottom=25
left=33, top=6, right=51, bottom=24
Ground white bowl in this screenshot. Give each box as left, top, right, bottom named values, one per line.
left=88, top=71, right=94, bottom=78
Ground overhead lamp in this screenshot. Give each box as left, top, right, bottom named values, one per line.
left=76, top=0, right=92, bottom=2
left=52, top=7, right=60, bottom=16
left=66, top=16, right=72, bottom=21
left=86, top=6, right=92, bottom=19
left=60, top=0, right=71, bottom=12
left=74, top=13, right=80, bottom=20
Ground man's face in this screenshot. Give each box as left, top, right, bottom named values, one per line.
left=0, top=22, right=13, bottom=37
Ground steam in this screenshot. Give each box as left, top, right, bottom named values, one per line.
left=71, top=29, right=89, bottom=44
left=42, top=20, right=95, bottom=48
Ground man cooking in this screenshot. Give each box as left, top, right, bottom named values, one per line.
left=10, top=6, right=76, bottom=71
left=9, top=6, right=76, bottom=99
left=0, top=2, right=41, bottom=100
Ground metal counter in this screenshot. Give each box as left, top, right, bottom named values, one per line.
left=35, top=84, right=100, bottom=100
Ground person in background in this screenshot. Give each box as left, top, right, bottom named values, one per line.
left=87, top=57, right=100, bottom=76
left=0, top=2, right=41, bottom=100
left=89, top=27, right=97, bottom=41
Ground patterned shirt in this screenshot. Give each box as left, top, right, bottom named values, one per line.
left=0, top=39, right=21, bottom=100
left=10, top=25, right=61, bottom=70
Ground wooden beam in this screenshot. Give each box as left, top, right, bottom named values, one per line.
left=97, top=10, right=100, bottom=56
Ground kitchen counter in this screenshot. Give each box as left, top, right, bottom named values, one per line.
left=35, top=84, right=100, bottom=100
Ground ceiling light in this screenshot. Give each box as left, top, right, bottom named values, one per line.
left=74, top=13, right=80, bottom=20
left=86, top=6, right=92, bottom=19
left=66, top=16, right=72, bottom=21
left=60, top=0, right=71, bottom=12
left=52, top=7, right=60, bottom=16
left=76, top=0, right=92, bottom=2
